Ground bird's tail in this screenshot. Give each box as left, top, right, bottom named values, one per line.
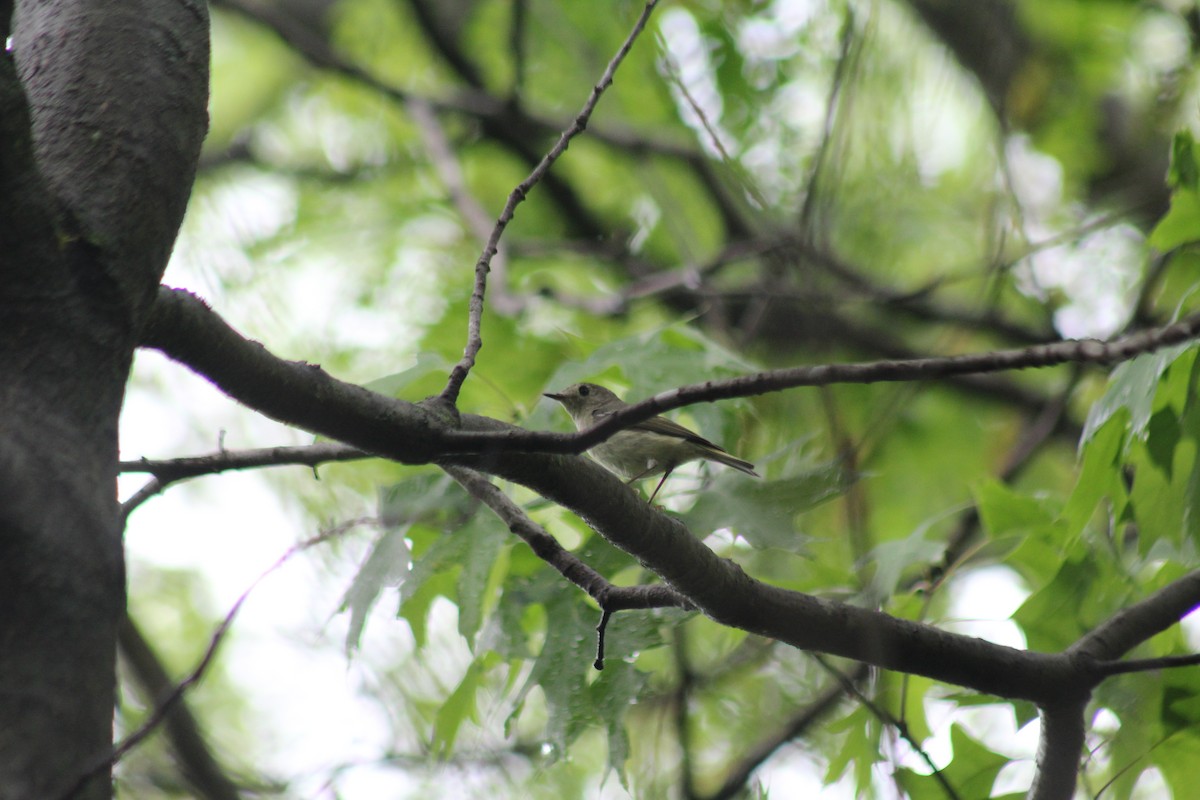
left=705, top=448, right=759, bottom=478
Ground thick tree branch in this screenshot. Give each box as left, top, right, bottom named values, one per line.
left=141, top=287, right=448, bottom=465
left=140, top=289, right=1200, bottom=706
left=2, top=4, right=210, bottom=799
left=1070, top=569, right=1200, bottom=664
left=142, top=287, right=1200, bottom=467
left=1028, top=698, right=1090, bottom=800
left=13, top=0, right=209, bottom=323
left=0, top=23, right=61, bottom=294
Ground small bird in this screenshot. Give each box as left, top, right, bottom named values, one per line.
left=544, top=382, right=759, bottom=503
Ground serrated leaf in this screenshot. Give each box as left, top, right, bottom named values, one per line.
left=825, top=704, right=880, bottom=794
left=588, top=660, right=646, bottom=786
left=1082, top=345, right=1194, bottom=445
left=341, top=524, right=411, bottom=654
left=681, top=459, right=851, bottom=551
left=507, top=596, right=596, bottom=757
left=477, top=585, right=532, bottom=661
left=601, top=607, right=689, bottom=663
left=432, top=660, right=483, bottom=756
left=378, top=472, right=468, bottom=527
left=456, top=513, right=509, bottom=646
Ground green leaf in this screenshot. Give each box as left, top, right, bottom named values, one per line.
left=1082, top=345, right=1194, bottom=445
left=975, top=479, right=1056, bottom=536
left=825, top=704, right=881, bottom=793
left=863, top=526, right=948, bottom=601
left=340, top=523, right=411, bottom=654
left=477, top=585, right=532, bottom=661
left=588, top=660, right=646, bottom=786
left=1154, top=731, right=1200, bottom=798
left=895, top=725, right=1008, bottom=800
left=432, top=660, right=483, bottom=756
left=509, top=595, right=595, bottom=757
left=1011, top=552, right=1128, bottom=652
left=364, top=352, right=452, bottom=398
left=1169, top=130, right=1200, bottom=190
left=455, top=513, right=509, bottom=646
left=536, top=324, right=761, bottom=440
left=1151, top=188, right=1200, bottom=250
left=1145, top=408, right=1182, bottom=478
left=681, top=459, right=851, bottom=551
left=1062, top=414, right=1126, bottom=538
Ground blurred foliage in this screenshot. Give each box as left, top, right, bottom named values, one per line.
left=124, top=0, right=1200, bottom=797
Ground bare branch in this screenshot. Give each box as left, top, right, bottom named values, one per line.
left=1091, top=652, right=1200, bottom=677
left=440, top=0, right=661, bottom=404
left=139, top=290, right=1200, bottom=706
left=120, top=442, right=368, bottom=482
left=444, top=465, right=690, bottom=615
left=57, top=520, right=363, bottom=800
left=703, top=663, right=869, bottom=800
left=117, top=615, right=247, bottom=800
left=141, top=285, right=1197, bottom=466
left=438, top=312, right=1200, bottom=454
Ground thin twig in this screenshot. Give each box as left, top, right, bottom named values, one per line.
left=1090, top=651, right=1200, bottom=677
left=438, top=311, right=1200, bottom=455
left=56, top=521, right=366, bottom=800
left=813, top=655, right=962, bottom=800
left=440, top=0, right=661, bottom=404
left=702, top=663, right=869, bottom=800
left=408, top=98, right=522, bottom=315
left=119, top=442, right=369, bottom=481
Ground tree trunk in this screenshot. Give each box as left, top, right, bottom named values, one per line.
left=0, top=2, right=208, bottom=796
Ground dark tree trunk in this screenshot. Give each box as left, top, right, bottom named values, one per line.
left=0, top=2, right=208, bottom=797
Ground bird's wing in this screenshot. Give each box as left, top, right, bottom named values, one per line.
left=633, top=415, right=726, bottom=451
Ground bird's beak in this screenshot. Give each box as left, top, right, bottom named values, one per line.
left=544, top=392, right=565, bottom=402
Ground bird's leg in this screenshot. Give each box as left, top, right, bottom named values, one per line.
left=646, top=467, right=675, bottom=504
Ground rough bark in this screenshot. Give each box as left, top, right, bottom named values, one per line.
left=0, top=2, right=208, bottom=797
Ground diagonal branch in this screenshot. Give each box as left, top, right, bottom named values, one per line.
left=702, top=663, right=869, bottom=800
left=117, top=615, right=247, bottom=800
left=1070, top=569, right=1200, bottom=664
left=445, top=465, right=690, bottom=614
left=439, top=0, right=661, bottom=404
left=59, top=520, right=361, bottom=800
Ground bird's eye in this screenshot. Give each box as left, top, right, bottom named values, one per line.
left=579, top=385, right=590, bottom=396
